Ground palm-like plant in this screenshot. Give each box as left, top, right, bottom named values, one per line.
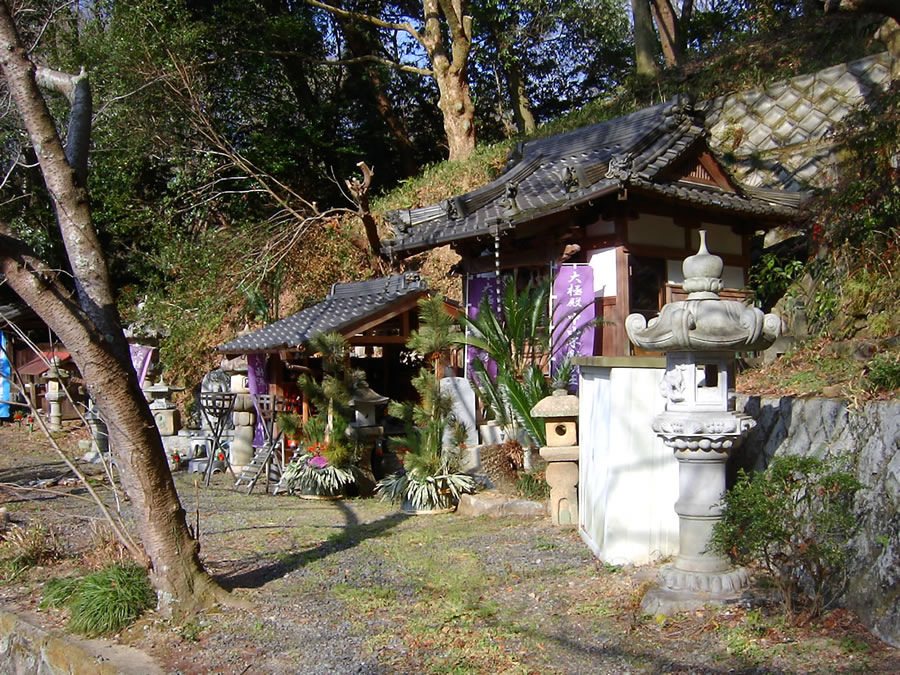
left=457, top=275, right=595, bottom=448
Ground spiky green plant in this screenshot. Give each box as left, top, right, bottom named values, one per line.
left=456, top=275, right=596, bottom=447
left=281, top=453, right=358, bottom=495
left=376, top=294, right=476, bottom=511
left=42, top=564, right=156, bottom=637
left=407, top=294, right=461, bottom=379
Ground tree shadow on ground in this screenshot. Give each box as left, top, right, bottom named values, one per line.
left=497, top=622, right=787, bottom=674
left=215, top=500, right=410, bottom=590
left=0, top=461, right=70, bottom=485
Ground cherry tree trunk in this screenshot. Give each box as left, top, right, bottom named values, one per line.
left=0, top=1, right=227, bottom=614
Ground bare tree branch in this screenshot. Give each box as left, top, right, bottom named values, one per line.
left=235, top=48, right=432, bottom=76
left=304, top=0, right=425, bottom=47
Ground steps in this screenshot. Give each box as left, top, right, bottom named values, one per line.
left=233, top=443, right=280, bottom=494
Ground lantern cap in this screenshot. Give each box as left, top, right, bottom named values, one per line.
left=531, top=388, right=579, bottom=418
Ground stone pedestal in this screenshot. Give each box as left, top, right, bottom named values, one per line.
left=221, top=359, right=255, bottom=473
left=44, top=390, right=65, bottom=431
left=84, top=406, right=109, bottom=456
left=42, top=359, right=69, bottom=432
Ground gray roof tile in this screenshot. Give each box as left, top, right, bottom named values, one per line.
left=383, top=97, right=797, bottom=257
left=218, top=272, right=427, bottom=353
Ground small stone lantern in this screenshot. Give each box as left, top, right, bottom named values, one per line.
left=220, top=355, right=255, bottom=473
left=142, top=379, right=184, bottom=438
left=42, top=357, right=70, bottom=432
left=531, top=389, right=579, bottom=527
left=626, top=230, right=781, bottom=613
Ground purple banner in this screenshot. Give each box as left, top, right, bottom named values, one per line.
left=129, top=345, right=154, bottom=387
left=464, top=276, right=501, bottom=383
left=551, top=265, right=595, bottom=387
left=247, top=354, right=268, bottom=447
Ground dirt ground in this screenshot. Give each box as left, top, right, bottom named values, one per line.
left=0, top=422, right=898, bottom=674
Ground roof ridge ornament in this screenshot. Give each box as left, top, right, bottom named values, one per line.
left=442, top=196, right=464, bottom=220
left=605, top=153, right=633, bottom=181
left=502, top=180, right=520, bottom=218
left=557, top=164, right=589, bottom=194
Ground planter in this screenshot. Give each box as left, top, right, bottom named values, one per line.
left=298, top=484, right=344, bottom=501
left=400, top=490, right=456, bottom=515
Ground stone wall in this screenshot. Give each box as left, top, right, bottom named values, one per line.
left=704, top=51, right=895, bottom=191
left=0, top=609, right=160, bottom=674
left=733, top=395, right=900, bottom=648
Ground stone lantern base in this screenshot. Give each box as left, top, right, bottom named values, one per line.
left=539, top=445, right=579, bottom=527
left=641, top=564, right=750, bottom=615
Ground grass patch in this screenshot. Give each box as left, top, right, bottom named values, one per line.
left=41, top=563, right=155, bottom=636
left=332, top=583, right=397, bottom=612
left=0, top=521, right=61, bottom=582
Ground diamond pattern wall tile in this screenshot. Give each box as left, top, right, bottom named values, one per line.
left=811, top=80, right=834, bottom=100
left=798, top=109, right=829, bottom=136
left=789, top=100, right=814, bottom=122
left=761, top=105, right=787, bottom=129
left=765, top=82, right=790, bottom=99
left=792, top=73, right=816, bottom=92
left=707, top=51, right=893, bottom=192
left=745, top=124, right=772, bottom=150
left=775, top=89, right=802, bottom=113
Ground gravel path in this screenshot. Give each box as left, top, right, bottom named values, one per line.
left=0, top=424, right=898, bottom=674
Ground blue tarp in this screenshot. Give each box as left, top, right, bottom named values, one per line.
left=0, top=332, right=10, bottom=419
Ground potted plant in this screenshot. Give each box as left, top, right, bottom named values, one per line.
left=280, top=417, right=358, bottom=499
left=281, top=333, right=366, bottom=498
left=376, top=295, right=477, bottom=513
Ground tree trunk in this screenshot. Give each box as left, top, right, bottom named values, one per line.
left=0, top=2, right=228, bottom=615
left=507, top=60, right=536, bottom=135
left=632, top=0, right=659, bottom=77
left=650, top=0, right=683, bottom=68
left=422, top=0, right=476, bottom=161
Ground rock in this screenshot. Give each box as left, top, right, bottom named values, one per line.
left=456, top=491, right=547, bottom=519
left=821, top=384, right=843, bottom=398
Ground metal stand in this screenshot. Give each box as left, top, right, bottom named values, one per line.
left=198, top=392, right=237, bottom=486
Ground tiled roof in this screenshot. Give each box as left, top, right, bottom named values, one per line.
left=383, top=97, right=800, bottom=257
left=218, top=272, right=427, bottom=354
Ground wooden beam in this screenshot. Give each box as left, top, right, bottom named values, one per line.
left=338, top=293, right=425, bottom=339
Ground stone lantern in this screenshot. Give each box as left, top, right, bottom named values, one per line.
left=531, top=389, right=579, bottom=527
left=143, top=379, right=184, bottom=438
left=42, top=357, right=70, bottom=432
left=626, top=230, right=781, bottom=613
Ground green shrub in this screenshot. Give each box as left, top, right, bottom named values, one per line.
left=516, top=471, right=550, bottom=501
left=42, top=564, right=156, bottom=636
left=866, top=352, right=900, bottom=392
left=747, top=252, right=805, bottom=311
left=710, top=455, right=864, bottom=618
